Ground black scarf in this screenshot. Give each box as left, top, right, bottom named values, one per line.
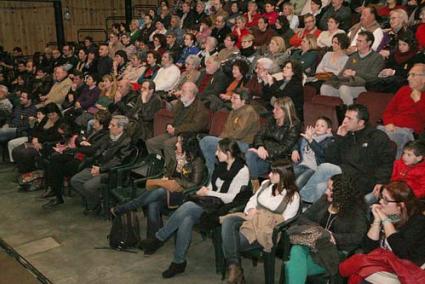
left=240, top=46, right=256, bottom=58
left=211, top=157, right=245, bottom=193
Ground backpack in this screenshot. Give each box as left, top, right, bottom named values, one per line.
left=107, top=211, right=141, bottom=250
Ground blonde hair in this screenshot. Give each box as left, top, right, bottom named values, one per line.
left=303, top=34, right=318, bottom=50
left=390, top=9, right=409, bottom=27
left=101, top=74, right=118, bottom=99
left=274, top=97, right=299, bottom=127
left=270, top=36, right=286, bottom=53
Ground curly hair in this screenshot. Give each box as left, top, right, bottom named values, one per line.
left=330, top=174, right=366, bottom=216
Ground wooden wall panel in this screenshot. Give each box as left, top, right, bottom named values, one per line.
left=0, top=0, right=158, bottom=55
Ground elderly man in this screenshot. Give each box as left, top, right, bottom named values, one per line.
left=153, top=51, right=181, bottom=93
left=71, top=115, right=132, bottom=213
left=38, top=66, right=73, bottom=107
left=380, top=63, right=425, bottom=158
left=129, top=19, right=141, bottom=44
left=146, top=81, right=209, bottom=175
left=200, top=87, right=260, bottom=175
left=300, top=104, right=395, bottom=203
left=348, top=7, right=384, bottom=52
left=321, top=31, right=384, bottom=105
left=211, top=15, right=231, bottom=46
left=197, top=56, right=232, bottom=110
left=108, top=79, right=137, bottom=115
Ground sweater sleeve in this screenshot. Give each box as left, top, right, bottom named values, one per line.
left=382, top=87, right=404, bottom=125
left=207, top=166, right=250, bottom=204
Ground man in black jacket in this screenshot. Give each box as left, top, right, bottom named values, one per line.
left=300, top=104, right=396, bottom=203
left=70, top=115, right=132, bottom=212
left=96, top=44, right=113, bottom=77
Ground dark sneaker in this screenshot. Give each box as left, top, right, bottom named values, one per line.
left=162, top=261, right=187, bottom=278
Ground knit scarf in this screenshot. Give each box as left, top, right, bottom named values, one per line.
left=211, top=157, right=245, bottom=193
left=240, top=46, right=256, bottom=58
left=394, top=48, right=417, bottom=65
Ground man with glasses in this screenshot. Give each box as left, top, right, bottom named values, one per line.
left=70, top=115, right=132, bottom=214
left=380, top=63, right=425, bottom=158
left=289, top=13, right=322, bottom=47
left=211, top=15, right=231, bottom=46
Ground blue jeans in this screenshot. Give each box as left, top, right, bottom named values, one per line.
left=0, top=127, right=17, bottom=143
left=377, top=125, right=413, bottom=159
left=155, top=201, right=204, bottom=263
left=293, top=164, right=315, bottom=189
left=299, top=163, right=342, bottom=203
left=221, top=215, right=261, bottom=265
left=200, top=136, right=249, bottom=176
left=245, top=150, right=271, bottom=179
left=116, top=188, right=167, bottom=236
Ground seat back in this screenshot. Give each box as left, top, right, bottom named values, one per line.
left=304, top=97, right=342, bottom=131
left=356, top=92, right=394, bottom=127
left=153, top=108, right=174, bottom=137
left=209, top=110, right=229, bottom=137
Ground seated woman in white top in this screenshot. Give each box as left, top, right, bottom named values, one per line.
left=141, top=138, right=250, bottom=279
left=221, top=165, right=301, bottom=283
left=317, top=16, right=345, bottom=48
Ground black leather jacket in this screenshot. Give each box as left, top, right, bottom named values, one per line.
left=253, top=118, right=302, bottom=161
left=173, top=156, right=206, bottom=189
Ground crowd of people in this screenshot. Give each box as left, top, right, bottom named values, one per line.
left=0, top=0, right=425, bottom=283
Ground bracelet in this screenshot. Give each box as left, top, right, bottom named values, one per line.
left=381, top=218, right=392, bottom=224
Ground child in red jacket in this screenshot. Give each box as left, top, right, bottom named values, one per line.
left=392, top=140, right=425, bottom=199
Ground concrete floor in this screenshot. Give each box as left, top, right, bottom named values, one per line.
left=0, top=163, right=273, bottom=284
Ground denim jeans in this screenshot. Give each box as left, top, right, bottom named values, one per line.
left=299, top=163, right=342, bottom=203
left=116, top=188, right=167, bottom=236
left=293, top=164, right=315, bottom=189
left=0, top=127, right=17, bottom=143
left=155, top=201, right=204, bottom=263
left=221, top=215, right=261, bottom=265
left=245, top=150, right=271, bottom=179
left=377, top=125, right=413, bottom=159
left=200, top=136, right=249, bottom=177
left=285, top=245, right=326, bottom=284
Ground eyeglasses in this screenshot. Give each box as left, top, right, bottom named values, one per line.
left=379, top=193, right=398, bottom=204
left=408, top=73, right=425, bottom=78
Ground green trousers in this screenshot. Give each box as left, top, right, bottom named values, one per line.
left=284, top=245, right=326, bottom=284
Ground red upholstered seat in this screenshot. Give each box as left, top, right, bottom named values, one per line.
left=356, top=91, right=394, bottom=127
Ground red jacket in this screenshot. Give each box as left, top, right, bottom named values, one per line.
left=391, top=159, right=425, bottom=199
left=340, top=248, right=425, bottom=284
left=382, top=85, right=425, bottom=134
left=289, top=28, right=321, bottom=47
left=416, top=24, right=425, bottom=51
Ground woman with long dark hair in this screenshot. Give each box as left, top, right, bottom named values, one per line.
left=285, top=174, right=368, bottom=283
left=111, top=132, right=206, bottom=238
left=142, top=138, right=249, bottom=279
left=263, top=59, right=304, bottom=120
left=221, top=165, right=301, bottom=283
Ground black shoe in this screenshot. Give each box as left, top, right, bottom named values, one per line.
left=40, top=188, right=55, bottom=199
left=162, top=261, right=187, bottom=278
left=42, top=198, right=64, bottom=209
left=142, top=237, right=163, bottom=255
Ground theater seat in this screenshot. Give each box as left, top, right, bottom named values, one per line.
left=153, top=108, right=174, bottom=137
left=304, top=96, right=343, bottom=131
left=304, top=85, right=318, bottom=102
left=209, top=110, right=229, bottom=137
left=356, top=92, right=394, bottom=127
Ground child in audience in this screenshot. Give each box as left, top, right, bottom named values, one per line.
left=391, top=140, right=425, bottom=199
left=291, top=116, right=334, bottom=188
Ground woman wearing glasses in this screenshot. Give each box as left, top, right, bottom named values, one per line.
left=340, top=181, right=425, bottom=283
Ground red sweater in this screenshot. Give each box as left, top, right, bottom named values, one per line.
left=289, top=28, right=321, bottom=47
left=382, top=85, right=425, bottom=134
left=392, top=159, right=425, bottom=199
left=232, top=27, right=251, bottom=49
left=416, top=24, right=425, bottom=51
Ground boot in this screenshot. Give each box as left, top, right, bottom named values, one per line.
left=227, top=264, right=245, bottom=284
left=42, top=197, right=64, bottom=209
left=142, top=237, right=164, bottom=255
left=162, top=261, right=187, bottom=278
